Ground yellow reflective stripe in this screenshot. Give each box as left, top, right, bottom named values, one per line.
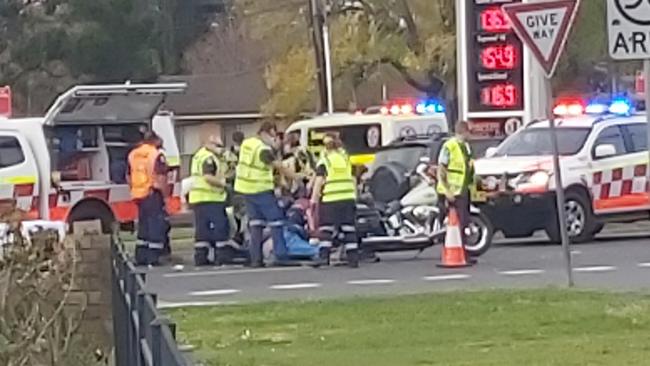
left=2, top=176, right=37, bottom=184
left=236, top=176, right=273, bottom=184
left=349, top=154, right=374, bottom=165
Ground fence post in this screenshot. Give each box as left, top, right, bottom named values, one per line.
left=111, top=246, right=126, bottom=366
left=136, top=291, right=147, bottom=366
left=127, top=269, right=140, bottom=366
left=150, top=318, right=165, bottom=366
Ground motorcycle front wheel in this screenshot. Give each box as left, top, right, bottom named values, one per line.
left=464, top=213, right=494, bottom=257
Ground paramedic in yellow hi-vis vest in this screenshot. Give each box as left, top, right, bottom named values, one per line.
left=437, top=121, right=475, bottom=249
left=311, top=133, right=359, bottom=268
left=128, top=131, right=169, bottom=266
left=234, top=122, right=302, bottom=267
left=189, top=135, right=232, bottom=266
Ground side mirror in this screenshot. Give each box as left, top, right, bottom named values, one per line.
left=594, top=144, right=617, bottom=159
left=485, top=147, right=498, bottom=158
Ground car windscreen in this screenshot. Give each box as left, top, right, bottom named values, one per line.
left=494, top=127, right=590, bottom=157
left=370, top=145, right=427, bottom=174
left=308, top=123, right=381, bottom=155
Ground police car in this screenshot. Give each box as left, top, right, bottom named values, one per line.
left=474, top=97, right=650, bottom=243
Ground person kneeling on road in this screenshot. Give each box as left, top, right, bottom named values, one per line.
left=190, top=135, right=232, bottom=266
left=311, top=133, right=359, bottom=268
left=234, top=122, right=303, bottom=267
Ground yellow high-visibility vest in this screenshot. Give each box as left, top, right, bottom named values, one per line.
left=189, top=147, right=227, bottom=204
left=234, top=137, right=274, bottom=194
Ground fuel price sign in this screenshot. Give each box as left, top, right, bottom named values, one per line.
left=465, top=0, right=525, bottom=113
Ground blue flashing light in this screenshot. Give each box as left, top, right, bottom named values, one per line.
left=608, top=98, right=633, bottom=115
left=416, top=101, right=445, bottom=114
left=585, top=102, right=608, bottom=115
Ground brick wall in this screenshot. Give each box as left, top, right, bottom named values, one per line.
left=68, top=220, right=113, bottom=346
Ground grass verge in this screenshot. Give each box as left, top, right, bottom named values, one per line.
left=169, top=289, right=650, bottom=366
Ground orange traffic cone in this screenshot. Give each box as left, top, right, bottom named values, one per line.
left=437, top=207, right=472, bottom=268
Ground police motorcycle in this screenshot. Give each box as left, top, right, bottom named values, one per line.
left=356, top=156, right=493, bottom=257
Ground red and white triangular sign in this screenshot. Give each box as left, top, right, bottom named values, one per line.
left=503, top=0, right=580, bottom=78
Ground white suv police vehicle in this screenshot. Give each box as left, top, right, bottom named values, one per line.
left=475, top=98, right=649, bottom=243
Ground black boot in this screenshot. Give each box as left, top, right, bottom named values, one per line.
left=318, top=247, right=331, bottom=266
left=346, top=250, right=359, bottom=268
left=194, top=247, right=211, bottom=267
left=215, top=246, right=236, bottom=266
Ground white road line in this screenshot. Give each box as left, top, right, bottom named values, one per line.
left=157, top=300, right=239, bottom=309
left=571, top=250, right=582, bottom=255
left=189, top=289, right=241, bottom=297
left=422, top=274, right=470, bottom=281
left=573, top=266, right=616, bottom=273
left=270, top=283, right=322, bottom=290
left=637, top=262, right=650, bottom=268
left=498, top=269, right=545, bottom=276
left=347, top=279, right=396, bottom=285
left=163, top=266, right=306, bottom=278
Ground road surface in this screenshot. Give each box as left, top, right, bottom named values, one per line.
left=144, top=231, right=650, bottom=309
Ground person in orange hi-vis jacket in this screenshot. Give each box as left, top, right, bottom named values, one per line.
left=128, top=131, right=169, bottom=266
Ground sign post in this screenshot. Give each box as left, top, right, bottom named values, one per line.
left=606, top=0, right=650, bottom=214
left=503, top=0, right=580, bottom=287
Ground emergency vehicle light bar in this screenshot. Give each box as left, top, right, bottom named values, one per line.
left=554, top=96, right=636, bottom=117
left=378, top=99, right=445, bottom=116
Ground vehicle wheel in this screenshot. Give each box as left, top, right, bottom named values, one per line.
left=67, top=199, right=116, bottom=234
left=592, top=222, right=605, bottom=236
left=464, top=212, right=493, bottom=257
left=545, top=190, right=594, bottom=244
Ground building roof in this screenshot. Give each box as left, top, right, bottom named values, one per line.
left=160, top=71, right=268, bottom=116
left=160, top=65, right=429, bottom=118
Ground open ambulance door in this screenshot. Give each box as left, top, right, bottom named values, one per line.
left=43, top=83, right=186, bottom=126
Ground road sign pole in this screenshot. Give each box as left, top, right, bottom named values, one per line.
left=643, top=59, right=650, bottom=196
left=545, top=77, right=574, bottom=287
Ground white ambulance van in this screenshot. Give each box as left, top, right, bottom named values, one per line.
left=286, top=99, right=448, bottom=166
left=0, top=83, right=186, bottom=235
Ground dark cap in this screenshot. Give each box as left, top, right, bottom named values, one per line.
left=232, top=131, right=245, bottom=144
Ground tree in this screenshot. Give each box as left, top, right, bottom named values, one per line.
left=235, top=0, right=637, bottom=120
left=0, top=0, right=198, bottom=116
left=233, top=0, right=456, bottom=120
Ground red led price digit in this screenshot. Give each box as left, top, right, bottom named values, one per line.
left=480, top=8, right=510, bottom=32
left=481, top=45, right=517, bottom=70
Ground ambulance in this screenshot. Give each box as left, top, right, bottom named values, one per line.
left=474, top=96, right=650, bottom=243
left=0, top=83, right=186, bottom=234
left=285, top=99, right=448, bottom=166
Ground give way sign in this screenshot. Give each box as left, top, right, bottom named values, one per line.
left=503, top=0, right=580, bottom=78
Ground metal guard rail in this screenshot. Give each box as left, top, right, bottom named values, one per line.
left=112, top=240, right=188, bottom=366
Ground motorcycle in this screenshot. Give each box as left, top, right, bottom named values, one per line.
left=357, top=159, right=493, bottom=257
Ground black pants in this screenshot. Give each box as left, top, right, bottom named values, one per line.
left=318, top=200, right=358, bottom=252
left=438, top=191, right=470, bottom=245
left=135, top=190, right=168, bottom=265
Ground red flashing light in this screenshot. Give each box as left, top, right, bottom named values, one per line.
left=481, top=45, right=517, bottom=70
left=480, top=8, right=511, bottom=32
left=553, top=103, right=584, bottom=116
left=553, top=97, right=585, bottom=116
